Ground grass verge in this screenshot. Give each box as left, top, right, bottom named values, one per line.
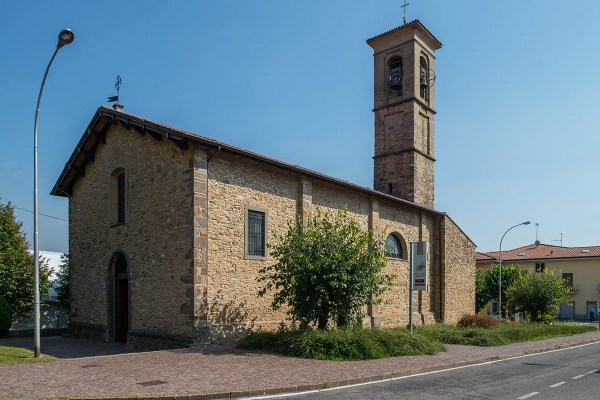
left=239, top=322, right=597, bottom=360
left=238, top=327, right=446, bottom=361
left=0, top=345, right=56, bottom=366
left=416, top=322, right=597, bottom=346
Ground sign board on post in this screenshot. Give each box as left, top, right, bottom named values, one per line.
left=410, top=241, right=428, bottom=291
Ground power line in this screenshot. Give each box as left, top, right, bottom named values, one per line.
left=1, top=202, right=67, bottom=222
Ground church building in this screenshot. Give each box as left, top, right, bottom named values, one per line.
left=51, top=20, right=475, bottom=349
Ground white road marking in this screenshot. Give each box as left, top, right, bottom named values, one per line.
left=517, top=392, right=539, bottom=399
left=250, top=341, right=600, bottom=399
left=549, top=382, right=565, bottom=387
left=572, top=374, right=585, bottom=379
left=586, top=369, right=599, bottom=374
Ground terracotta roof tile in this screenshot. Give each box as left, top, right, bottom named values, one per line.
left=476, top=243, right=600, bottom=262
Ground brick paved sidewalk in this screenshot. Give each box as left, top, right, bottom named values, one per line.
left=1, top=332, right=600, bottom=400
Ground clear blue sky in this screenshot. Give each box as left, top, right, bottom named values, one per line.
left=2, top=1, right=599, bottom=254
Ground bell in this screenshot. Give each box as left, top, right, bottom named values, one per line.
left=389, top=74, right=402, bottom=91
left=420, top=73, right=428, bottom=89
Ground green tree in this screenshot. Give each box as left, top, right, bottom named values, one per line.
left=475, top=268, right=490, bottom=313
left=506, top=270, right=571, bottom=323
left=258, top=207, right=394, bottom=330
left=0, top=295, right=12, bottom=336
left=54, top=253, right=70, bottom=310
left=484, top=264, right=527, bottom=318
left=0, top=200, right=52, bottom=317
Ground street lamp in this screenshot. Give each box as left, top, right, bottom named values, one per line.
left=498, top=221, right=530, bottom=319
left=33, top=28, right=74, bottom=358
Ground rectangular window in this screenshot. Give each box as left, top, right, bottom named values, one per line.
left=247, top=210, right=265, bottom=256
left=562, top=273, right=573, bottom=291
left=117, top=174, right=126, bottom=223
left=245, top=206, right=267, bottom=260
left=535, top=262, right=545, bottom=273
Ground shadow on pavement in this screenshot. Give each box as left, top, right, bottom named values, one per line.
left=0, top=336, right=144, bottom=358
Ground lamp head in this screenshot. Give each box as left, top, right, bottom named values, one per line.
left=57, top=28, right=74, bottom=48
left=523, top=221, right=531, bottom=225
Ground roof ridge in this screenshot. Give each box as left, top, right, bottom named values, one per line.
left=52, top=107, right=446, bottom=218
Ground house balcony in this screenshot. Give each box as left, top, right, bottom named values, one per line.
left=568, top=284, right=579, bottom=293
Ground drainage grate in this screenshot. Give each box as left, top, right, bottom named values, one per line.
left=137, top=380, right=168, bottom=387
left=81, top=364, right=101, bottom=368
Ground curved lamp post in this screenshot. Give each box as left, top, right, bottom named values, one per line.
left=498, top=220, right=530, bottom=319
left=33, top=28, right=74, bottom=358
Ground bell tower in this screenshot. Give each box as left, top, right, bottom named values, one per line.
left=367, top=20, right=442, bottom=207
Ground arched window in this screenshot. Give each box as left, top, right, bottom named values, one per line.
left=385, top=234, right=403, bottom=259
left=387, top=56, right=403, bottom=94
left=114, top=253, right=128, bottom=275
left=419, top=56, right=429, bottom=101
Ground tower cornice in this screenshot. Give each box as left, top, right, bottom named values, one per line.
left=372, top=96, right=437, bottom=115
left=366, top=19, right=442, bottom=50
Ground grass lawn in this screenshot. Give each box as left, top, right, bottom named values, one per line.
left=0, top=345, right=56, bottom=366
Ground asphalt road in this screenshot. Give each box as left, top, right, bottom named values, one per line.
left=268, top=341, right=600, bottom=400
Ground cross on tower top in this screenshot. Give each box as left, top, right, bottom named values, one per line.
left=401, top=0, right=410, bottom=25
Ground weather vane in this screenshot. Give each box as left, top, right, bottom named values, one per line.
left=401, top=0, right=410, bottom=25
left=107, top=74, right=122, bottom=103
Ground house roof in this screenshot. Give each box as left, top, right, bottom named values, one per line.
left=51, top=106, right=476, bottom=246
left=476, top=243, right=600, bottom=263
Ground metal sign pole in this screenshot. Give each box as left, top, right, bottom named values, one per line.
left=409, top=246, right=413, bottom=334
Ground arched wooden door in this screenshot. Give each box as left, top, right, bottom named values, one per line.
left=114, top=253, right=129, bottom=342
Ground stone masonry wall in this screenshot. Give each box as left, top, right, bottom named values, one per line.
left=376, top=201, right=436, bottom=327
left=201, top=151, right=448, bottom=343
left=373, top=102, right=435, bottom=207
left=204, top=153, right=299, bottom=343
left=69, top=124, right=475, bottom=347
left=441, top=215, right=476, bottom=323
left=69, top=123, right=193, bottom=342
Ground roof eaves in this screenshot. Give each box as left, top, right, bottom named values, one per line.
left=51, top=106, right=445, bottom=217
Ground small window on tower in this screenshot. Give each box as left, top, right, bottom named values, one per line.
left=420, top=56, right=429, bottom=101
left=387, top=57, right=403, bottom=95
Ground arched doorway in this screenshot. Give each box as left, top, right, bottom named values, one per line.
left=113, top=253, right=129, bottom=342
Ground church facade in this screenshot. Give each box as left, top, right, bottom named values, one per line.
left=52, top=20, right=475, bottom=349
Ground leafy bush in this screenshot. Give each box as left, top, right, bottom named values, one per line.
left=258, top=207, right=394, bottom=330
left=238, top=327, right=446, bottom=360
left=0, top=295, right=13, bottom=336
left=506, top=270, right=570, bottom=322
left=541, top=314, right=556, bottom=324
left=457, top=314, right=499, bottom=329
